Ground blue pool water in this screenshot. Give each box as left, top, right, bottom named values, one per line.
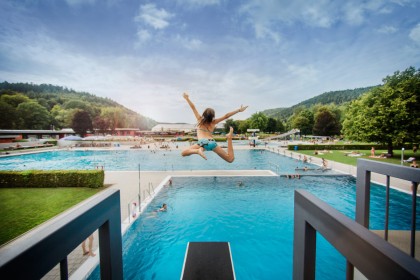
left=0, top=149, right=330, bottom=173
left=88, top=176, right=419, bottom=280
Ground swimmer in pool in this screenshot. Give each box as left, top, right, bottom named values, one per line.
left=181, top=92, right=248, bottom=163
left=158, top=203, right=167, bottom=212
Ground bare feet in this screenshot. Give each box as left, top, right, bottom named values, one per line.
left=226, top=127, right=234, bottom=139
left=89, top=252, right=96, bottom=257
left=197, top=147, right=207, bottom=160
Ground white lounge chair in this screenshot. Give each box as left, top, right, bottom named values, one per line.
left=404, top=157, right=416, bottom=163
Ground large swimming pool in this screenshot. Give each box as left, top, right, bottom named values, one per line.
left=0, top=149, right=330, bottom=174
left=88, top=176, right=419, bottom=280
left=3, top=149, right=415, bottom=278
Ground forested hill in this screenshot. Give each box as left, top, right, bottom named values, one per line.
left=262, top=86, right=378, bottom=120
left=0, top=81, right=157, bottom=131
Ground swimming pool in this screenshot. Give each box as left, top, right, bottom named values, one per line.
left=0, top=149, right=332, bottom=174
left=88, top=176, right=419, bottom=280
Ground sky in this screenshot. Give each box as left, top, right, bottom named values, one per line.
left=0, top=0, right=420, bottom=123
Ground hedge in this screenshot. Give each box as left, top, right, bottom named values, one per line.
left=287, top=144, right=392, bottom=151
left=0, top=170, right=104, bottom=188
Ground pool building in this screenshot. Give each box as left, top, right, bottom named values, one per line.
left=0, top=147, right=419, bottom=279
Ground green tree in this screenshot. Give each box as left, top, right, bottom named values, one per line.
left=237, top=120, right=250, bottom=134
left=266, top=117, right=284, bottom=133
left=51, top=105, right=79, bottom=128
left=0, top=100, right=20, bottom=128
left=290, top=109, right=314, bottom=135
left=64, top=100, right=95, bottom=117
left=342, top=67, right=420, bottom=155
left=224, top=119, right=239, bottom=133
left=1, top=93, right=30, bottom=107
left=249, top=112, right=268, bottom=132
left=72, top=110, right=93, bottom=137
left=101, top=107, right=126, bottom=132
left=312, top=106, right=341, bottom=136
left=93, top=116, right=110, bottom=134
left=16, top=101, right=51, bottom=129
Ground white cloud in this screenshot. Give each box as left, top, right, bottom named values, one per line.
left=302, top=5, right=336, bottom=28
left=176, top=0, right=221, bottom=8
left=136, top=29, right=152, bottom=44
left=239, top=0, right=404, bottom=41
left=343, top=3, right=365, bottom=25
left=135, top=4, right=173, bottom=30
left=239, top=1, right=340, bottom=29
left=390, top=0, right=414, bottom=6
left=409, top=23, right=420, bottom=44
left=287, top=64, right=319, bottom=82
left=238, top=0, right=341, bottom=43
left=65, top=0, right=96, bottom=6
left=254, top=23, right=281, bottom=43
left=377, top=25, right=398, bottom=34
left=174, top=35, right=203, bottom=50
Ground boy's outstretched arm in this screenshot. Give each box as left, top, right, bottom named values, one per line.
left=183, top=92, right=201, bottom=121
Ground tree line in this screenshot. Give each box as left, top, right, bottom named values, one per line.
left=0, top=82, right=156, bottom=136
left=262, top=86, right=376, bottom=120
left=231, top=66, right=419, bottom=155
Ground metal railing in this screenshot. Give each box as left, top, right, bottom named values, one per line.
left=293, top=190, right=420, bottom=280
left=0, top=189, right=123, bottom=280
left=356, top=159, right=420, bottom=257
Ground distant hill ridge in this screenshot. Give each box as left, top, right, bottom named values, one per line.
left=262, top=86, right=378, bottom=120
left=0, top=81, right=157, bottom=130
left=0, top=81, right=123, bottom=109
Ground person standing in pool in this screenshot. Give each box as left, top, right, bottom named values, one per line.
left=181, top=92, right=248, bottom=162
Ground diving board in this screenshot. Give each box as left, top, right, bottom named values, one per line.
left=181, top=242, right=235, bottom=280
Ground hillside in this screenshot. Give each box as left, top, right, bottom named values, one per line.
left=262, top=86, right=378, bottom=120
left=0, top=82, right=157, bottom=131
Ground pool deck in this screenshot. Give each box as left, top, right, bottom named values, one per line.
left=23, top=144, right=417, bottom=279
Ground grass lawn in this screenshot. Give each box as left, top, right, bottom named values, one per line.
left=296, top=149, right=418, bottom=167
left=0, top=187, right=104, bottom=246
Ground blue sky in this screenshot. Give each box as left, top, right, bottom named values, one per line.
left=1, top=0, right=419, bottom=123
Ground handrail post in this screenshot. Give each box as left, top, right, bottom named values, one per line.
left=385, top=175, right=390, bottom=241
left=293, top=194, right=316, bottom=280
left=355, top=160, right=371, bottom=227
left=138, top=163, right=141, bottom=207
left=411, top=182, right=418, bottom=257
left=60, top=257, right=68, bottom=280
left=98, top=203, right=123, bottom=280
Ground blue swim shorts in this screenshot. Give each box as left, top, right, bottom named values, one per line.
left=197, top=138, right=218, bottom=151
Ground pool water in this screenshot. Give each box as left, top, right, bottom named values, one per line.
left=88, top=176, right=419, bottom=280
left=0, top=149, right=331, bottom=174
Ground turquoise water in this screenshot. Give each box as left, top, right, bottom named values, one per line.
left=88, top=176, right=419, bottom=280
left=0, top=149, right=331, bottom=173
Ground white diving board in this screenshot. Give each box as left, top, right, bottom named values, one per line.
left=181, top=242, right=235, bottom=280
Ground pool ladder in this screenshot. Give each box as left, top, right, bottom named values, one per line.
left=142, top=182, right=155, bottom=202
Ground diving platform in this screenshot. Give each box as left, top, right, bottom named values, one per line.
left=181, top=242, right=235, bottom=280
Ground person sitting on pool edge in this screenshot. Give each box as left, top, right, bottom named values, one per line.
left=181, top=92, right=248, bottom=162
